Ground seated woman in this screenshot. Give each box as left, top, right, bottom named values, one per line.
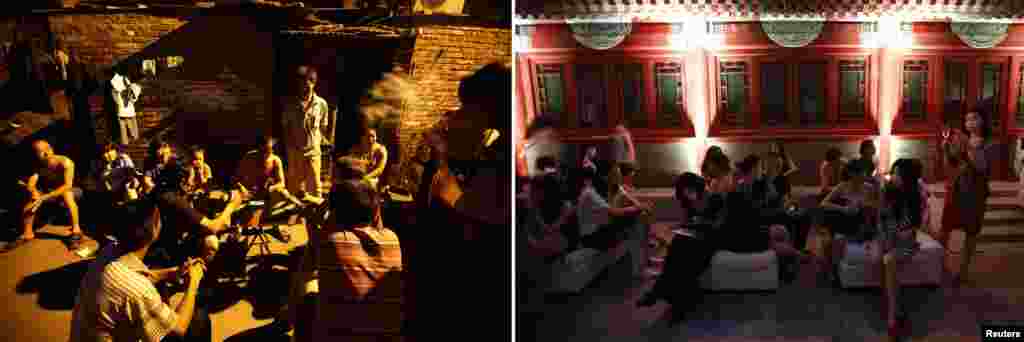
left=580, top=162, right=651, bottom=253
left=875, top=158, right=925, bottom=338
left=713, top=156, right=801, bottom=258
left=818, top=161, right=880, bottom=281
left=636, top=172, right=716, bottom=315
left=819, top=147, right=845, bottom=201
left=520, top=174, right=573, bottom=261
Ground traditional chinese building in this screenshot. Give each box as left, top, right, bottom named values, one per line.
left=515, top=0, right=1024, bottom=187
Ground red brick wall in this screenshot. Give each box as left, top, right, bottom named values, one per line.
left=48, top=14, right=275, bottom=165
left=401, top=25, right=511, bottom=164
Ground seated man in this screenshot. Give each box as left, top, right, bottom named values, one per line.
left=143, top=141, right=177, bottom=196
left=92, top=142, right=137, bottom=200
left=233, top=137, right=305, bottom=238
left=143, top=142, right=243, bottom=267
left=7, top=140, right=84, bottom=251
left=69, top=197, right=211, bottom=342
left=363, top=128, right=388, bottom=190
left=312, top=179, right=403, bottom=341
left=185, top=146, right=213, bottom=195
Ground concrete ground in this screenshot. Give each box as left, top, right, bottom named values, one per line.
left=518, top=183, right=1024, bottom=342
left=0, top=218, right=311, bottom=342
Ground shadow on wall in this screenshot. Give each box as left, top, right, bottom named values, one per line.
left=106, top=15, right=275, bottom=144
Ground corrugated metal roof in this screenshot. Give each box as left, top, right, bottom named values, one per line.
left=278, top=25, right=410, bottom=38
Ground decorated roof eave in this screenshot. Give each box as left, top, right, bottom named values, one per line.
left=514, top=7, right=1024, bottom=24
left=514, top=14, right=1024, bottom=25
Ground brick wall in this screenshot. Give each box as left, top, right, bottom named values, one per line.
left=400, top=25, right=511, bottom=166
left=48, top=14, right=275, bottom=166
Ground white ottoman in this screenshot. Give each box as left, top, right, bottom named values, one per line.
left=548, top=248, right=619, bottom=293
left=837, top=231, right=944, bottom=289
left=548, top=222, right=649, bottom=293
left=700, top=250, right=779, bottom=291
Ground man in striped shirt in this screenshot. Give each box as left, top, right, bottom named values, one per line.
left=69, top=198, right=210, bottom=342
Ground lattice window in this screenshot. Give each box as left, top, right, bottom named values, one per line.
left=901, top=60, right=928, bottom=122
left=655, top=62, right=684, bottom=128
left=719, top=61, right=749, bottom=128
left=980, top=62, right=1003, bottom=130
left=798, top=62, right=827, bottom=126
left=1017, top=64, right=1024, bottom=127
left=534, top=64, right=565, bottom=127
left=760, top=62, right=787, bottom=126
left=944, top=61, right=967, bottom=123
left=576, top=64, right=609, bottom=128
left=620, top=63, right=647, bottom=128
left=839, top=60, right=867, bottom=122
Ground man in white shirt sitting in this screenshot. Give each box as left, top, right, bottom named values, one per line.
left=69, top=198, right=210, bottom=342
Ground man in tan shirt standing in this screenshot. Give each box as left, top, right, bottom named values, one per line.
left=282, top=65, right=333, bottom=203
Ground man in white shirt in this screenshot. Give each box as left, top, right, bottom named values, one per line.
left=69, top=198, right=210, bottom=342
left=110, top=68, right=142, bottom=145
left=282, top=65, right=332, bottom=202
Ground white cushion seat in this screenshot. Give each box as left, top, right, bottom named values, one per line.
left=699, top=249, right=779, bottom=291
left=837, top=231, right=943, bottom=288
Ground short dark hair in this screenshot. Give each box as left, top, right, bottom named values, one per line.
left=459, top=63, right=511, bottom=106
left=618, top=162, right=636, bottom=177
left=859, top=140, right=876, bottom=155
left=189, top=145, right=205, bottom=155
left=825, top=147, right=842, bottom=162
left=336, top=156, right=367, bottom=180
left=736, top=155, right=761, bottom=175
left=536, top=156, right=558, bottom=171
left=102, top=142, right=119, bottom=153
left=842, top=159, right=868, bottom=180
left=112, top=197, right=160, bottom=251
left=331, top=180, right=379, bottom=228
left=674, top=172, right=706, bottom=201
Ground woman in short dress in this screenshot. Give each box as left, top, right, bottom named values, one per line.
left=937, top=104, right=998, bottom=283
left=876, top=158, right=925, bottom=338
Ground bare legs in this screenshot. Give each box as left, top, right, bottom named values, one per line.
left=63, top=191, right=82, bottom=235
left=18, top=192, right=81, bottom=240
left=959, top=232, right=978, bottom=283
left=937, top=227, right=979, bottom=283
left=880, top=250, right=908, bottom=338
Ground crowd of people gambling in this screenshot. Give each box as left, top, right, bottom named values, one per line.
left=3, top=56, right=513, bottom=341
left=518, top=102, right=999, bottom=339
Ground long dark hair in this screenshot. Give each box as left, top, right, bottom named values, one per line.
left=534, top=174, right=565, bottom=223
left=962, top=99, right=993, bottom=140
left=885, top=158, right=924, bottom=227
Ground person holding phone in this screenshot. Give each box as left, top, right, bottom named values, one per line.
left=937, top=104, right=997, bottom=284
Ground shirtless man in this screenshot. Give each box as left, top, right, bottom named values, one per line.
left=237, top=136, right=305, bottom=209
left=9, top=140, right=84, bottom=251
left=362, top=129, right=388, bottom=190
left=186, top=146, right=213, bottom=194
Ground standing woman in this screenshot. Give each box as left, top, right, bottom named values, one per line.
left=766, top=141, right=799, bottom=203
left=876, top=158, right=924, bottom=338
left=606, top=124, right=637, bottom=199
left=937, top=104, right=997, bottom=283
left=702, top=146, right=733, bottom=194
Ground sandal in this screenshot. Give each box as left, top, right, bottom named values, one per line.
left=1, top=237, right=34, bottom=253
